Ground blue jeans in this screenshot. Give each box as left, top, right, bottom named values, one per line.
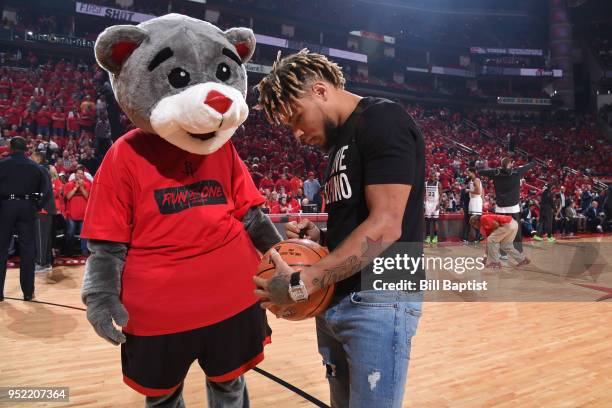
left=521, top=219, right=534, bottom=236
left=66, top=219, right=88, bottom=255
left=316, top=290, right=423, bottom=408
left=37, top=126, right=49, bottom=137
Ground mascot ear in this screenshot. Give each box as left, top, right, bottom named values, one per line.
left=95, top=25, right=148, bottom=75
left=224, top=27, right=256, bottom=64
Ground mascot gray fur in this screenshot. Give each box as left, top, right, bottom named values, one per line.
left=80, top=13, right=281, bottom=408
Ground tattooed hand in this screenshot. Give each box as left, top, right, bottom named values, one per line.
left=253, top=249, right=295, bottom=307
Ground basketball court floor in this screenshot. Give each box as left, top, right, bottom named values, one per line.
left=1, top=236, right=611, bottom=407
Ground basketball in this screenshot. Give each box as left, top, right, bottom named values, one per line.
left=257, top=239, right=334, bottom=321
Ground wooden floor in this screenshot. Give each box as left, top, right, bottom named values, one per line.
left=1, top=236, right=611, bottom=407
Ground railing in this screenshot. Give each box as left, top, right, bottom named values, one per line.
left=464, top=119, right=498, bottom=144
left=439, top=133, right=475, bottom=156
left=462, top=119, right=606, bottom=191
left=463, top=119, right=532, bottom=161
left=266, top=213, right=328, bottom=223
left=562, top=166, right=608, bottom=192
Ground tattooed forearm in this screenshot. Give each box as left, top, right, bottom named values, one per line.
left=312, top=255, right=362, bottom=290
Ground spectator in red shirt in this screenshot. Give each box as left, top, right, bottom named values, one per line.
left=35, top=105, right=51, bottom=137
left=49, top=165, right=65, bottom=216
left=439, top=169, right=451, bottom=192
left=470, top=213, right=530, bottom=269
left=250, top=163, right=264, bottom=188
left=6, top=102, right=22, bottom=128
left=79, top=95, right=96, bottom=129
left=63, top=167, right=91, bottom=256
left=67, top=108, right=80, bottom=138
left=259, top=156, right=269, bottom=173
left=5, top=125, right=18, bottom=138
left=275, top=173, right=291, bottom=193
left=51, top=106, right=66, bottom=137
left=275, top=196, right=291, bottom=214
left=22, top=108, right=36, bottom=134
left=259, top=171, right=275, bottom=191
left=78, top=106, right=95, bottom=134
left=286, top=194, right=301, bottom=213
left=54, top=157, right=69, bottom=175
left=289, top=174, right=303, bottom=195
left=267, top=191, right=281, bottom=214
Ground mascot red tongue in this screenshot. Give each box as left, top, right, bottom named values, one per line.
left=79, top=13, right=282, bottom=405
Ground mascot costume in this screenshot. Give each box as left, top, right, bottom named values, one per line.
left=80, top=14, right=282, bottom=407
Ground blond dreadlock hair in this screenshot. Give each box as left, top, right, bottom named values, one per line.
left=255, top=49, right=346, bottom=125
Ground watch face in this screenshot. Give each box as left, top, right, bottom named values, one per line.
left=289, top=285, right=308, bottom=302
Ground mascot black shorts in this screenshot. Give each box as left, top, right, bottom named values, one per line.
left=121, top=301, right=271, bottom=396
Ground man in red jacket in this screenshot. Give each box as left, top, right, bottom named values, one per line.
left=470, top=213, right=530, bottom=269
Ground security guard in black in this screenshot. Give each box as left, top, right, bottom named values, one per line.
left=0, top=137, right=51, bottom=301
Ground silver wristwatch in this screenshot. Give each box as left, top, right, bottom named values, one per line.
left=288, top=272, right=309, bottom=302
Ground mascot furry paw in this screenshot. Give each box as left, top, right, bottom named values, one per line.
left=80, top=13, right=282, bottom=406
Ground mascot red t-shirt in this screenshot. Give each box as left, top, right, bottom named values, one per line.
left=82, top=129, right=264, bottom=335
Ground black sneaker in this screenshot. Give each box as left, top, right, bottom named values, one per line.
left=24, top=294, right=35, bottom=301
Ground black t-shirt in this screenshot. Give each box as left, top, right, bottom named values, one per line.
left=323, top=97, right=425, bottom=295
left=80, top=156, right=101, bottom=176
left=479, top=163, right=535, bottom=208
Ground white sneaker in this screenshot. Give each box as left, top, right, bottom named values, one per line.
left=500, top=255, right=509, bottom=261
left=35, top=265, right=52, bottom=274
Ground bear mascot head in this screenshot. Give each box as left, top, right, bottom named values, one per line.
left=94, top=13, right=255, bottom=155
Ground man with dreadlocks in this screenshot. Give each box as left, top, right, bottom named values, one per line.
left=253, top=49, right=425, bottom=408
